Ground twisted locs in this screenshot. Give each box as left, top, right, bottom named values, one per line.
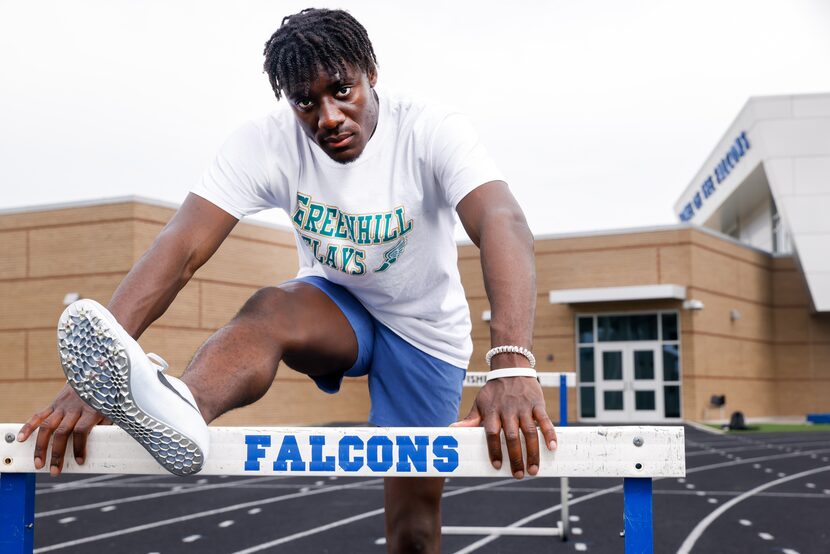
left=263, top=8, right=378, bottom=100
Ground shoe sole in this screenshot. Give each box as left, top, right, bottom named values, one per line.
left=58, top=302, right=205, bottom=476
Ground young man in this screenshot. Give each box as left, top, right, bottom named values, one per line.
left=18, top=8, right=556, bottom=552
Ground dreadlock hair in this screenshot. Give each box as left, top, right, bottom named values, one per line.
left=263, top=8, right=378, bottom=101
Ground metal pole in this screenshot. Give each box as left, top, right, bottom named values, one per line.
left=0, top=473, right=36, bottom=554
left=558, top=372, right=569, bottom=540
left=623, top=477, right=654, bottom=553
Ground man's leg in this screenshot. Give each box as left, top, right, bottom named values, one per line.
left=384, top=477, right=445, bottom=554
left=180, top=281, right=359, bottom=423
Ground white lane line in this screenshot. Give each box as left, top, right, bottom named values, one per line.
left=374, top=537, right=386, bottom=545
left=100, top=506, right=116, bottom=512
left=36, top=474, right=125, bottom=495
left=32, top=478, right=384, bottom=553
left=223, top=482, right=830, bottom=499
left=782, top=548, right=801, bottom=554
left=57, top=517, right=76, bottom=524
left=738, top=519, right=751, bottom=526
left=36, top=475, right=289, bottom=517
left=182, top=535, right=201, bottom=543
left=686, top=448, right=830, bottom=474
left=248, top=508, right=262, bottom=515
left=707, top=498, right=718, bottom=504
left=677, top=465, right=830, bottom=554
left=218, top=520, right=235, bottom=528
left=574, top=543, right=587, bottom=551
left=571, top=527, right=583, bottom=535
left=233, top=507, right=385, bottom=553
left=423, top=485, right=830, bottom=499
left=41, top=475, right=166, bottom=492
left=758, top=532, right=773, bottom=540
left=569, top=515, right=580, bottom=522
left=686, top=436, right=830, bottom=450
left=806, top=483, right=816, bottom=489
left=230, top=478, right=518, bottom=554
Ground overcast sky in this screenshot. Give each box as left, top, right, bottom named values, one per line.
left=1, top=0, right=829, bottom=236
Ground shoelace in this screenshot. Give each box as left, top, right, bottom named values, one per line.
left=146, top=353, right=169, bottom=373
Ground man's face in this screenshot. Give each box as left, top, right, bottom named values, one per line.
left=288, top=66, right=379, bottom=164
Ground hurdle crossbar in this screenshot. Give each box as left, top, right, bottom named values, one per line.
left=0, top=424, right=683, bottom=554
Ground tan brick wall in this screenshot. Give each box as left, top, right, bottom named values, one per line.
left=0, top=201, right=362, bottom=425
left=2, top=201, right=828, bottom=426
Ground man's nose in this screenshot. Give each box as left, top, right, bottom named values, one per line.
left=318, top=99, right=345, bottom=130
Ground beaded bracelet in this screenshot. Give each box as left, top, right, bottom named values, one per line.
left=485, top=345, right=536, bottom=368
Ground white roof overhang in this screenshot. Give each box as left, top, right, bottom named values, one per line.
left=549, top=284, right=687, bottom=304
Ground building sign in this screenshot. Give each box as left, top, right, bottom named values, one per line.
left=679, top=131, right=751, bottom=222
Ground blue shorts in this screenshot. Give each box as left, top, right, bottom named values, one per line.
left=294, top=276, right=466, bottom=427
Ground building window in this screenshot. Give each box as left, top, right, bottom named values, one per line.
left=771, top=200, right=791, bottom=254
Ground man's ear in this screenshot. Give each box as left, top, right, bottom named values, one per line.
left=368, top=68, right=378, bottom=88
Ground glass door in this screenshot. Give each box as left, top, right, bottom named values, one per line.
left=595, top=343, right=663, bottom=422
left=595, top=346, right=626, bottom=421
left=629, top=344, right=663, bottom=422
left=576, top=312, right=682, bottom=422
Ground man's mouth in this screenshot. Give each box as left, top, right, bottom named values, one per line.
left=322, top=133, right=354, bottom=149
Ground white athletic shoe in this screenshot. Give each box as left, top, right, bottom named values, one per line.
left=57, top=299, right=209, bottom=476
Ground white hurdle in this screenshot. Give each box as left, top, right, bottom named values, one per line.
left=453, top=371, right=576, bottom=540
left=0, top=423, right=684, bottom=553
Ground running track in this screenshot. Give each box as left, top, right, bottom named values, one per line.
left=25, top=425, right=830, bottom=553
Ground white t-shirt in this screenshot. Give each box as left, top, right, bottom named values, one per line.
left=192, top=90, right=504, bottom=368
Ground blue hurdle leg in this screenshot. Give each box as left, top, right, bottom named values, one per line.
left=559, top=373, right=568, bottom=427
left=0, top=473, right=36, bottom=554
left=623, top=477, right=653, bottom=553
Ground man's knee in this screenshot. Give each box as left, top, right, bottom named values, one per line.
left=387, top=516, right=439, bottom=553
left=385, top=478, right=443, bottom=553
left=238, top=286, right=290, bottom=319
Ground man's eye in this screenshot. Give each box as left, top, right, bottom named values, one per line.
left=296, top=99, right=313, bottom=110
left=335, top=86, right=352, bottom=98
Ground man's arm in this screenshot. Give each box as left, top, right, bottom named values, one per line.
left=17, top=193, right=238, bottom=475
left=452, top=180, right=557, bottom=479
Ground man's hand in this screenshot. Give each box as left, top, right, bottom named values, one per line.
left=452, top=376, right=557, bottom=479
left=17, top=384, right=108, bottom=476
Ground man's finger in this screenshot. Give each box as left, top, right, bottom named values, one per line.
left=33, top=410, right=63, bottom=470
left=49, top=410, right=82, bottom=477
left=520, top=414, right=540, bottom=476
left=533, top=404, right=558, bottom=450
left=17, top=407, right=54, bottom=443
left=501, top=414, right=525, bottom=479
left=450, top=405, right=481, bottom=427
left=483, top=411, right=503, bottom=470
left=72, top=410, right=102, bottom=464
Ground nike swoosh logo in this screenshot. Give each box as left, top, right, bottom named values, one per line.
left=156, top=371, right=199, bottom=413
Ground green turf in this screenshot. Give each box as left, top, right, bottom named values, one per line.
left=705, top=423, right=830, bottom=433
